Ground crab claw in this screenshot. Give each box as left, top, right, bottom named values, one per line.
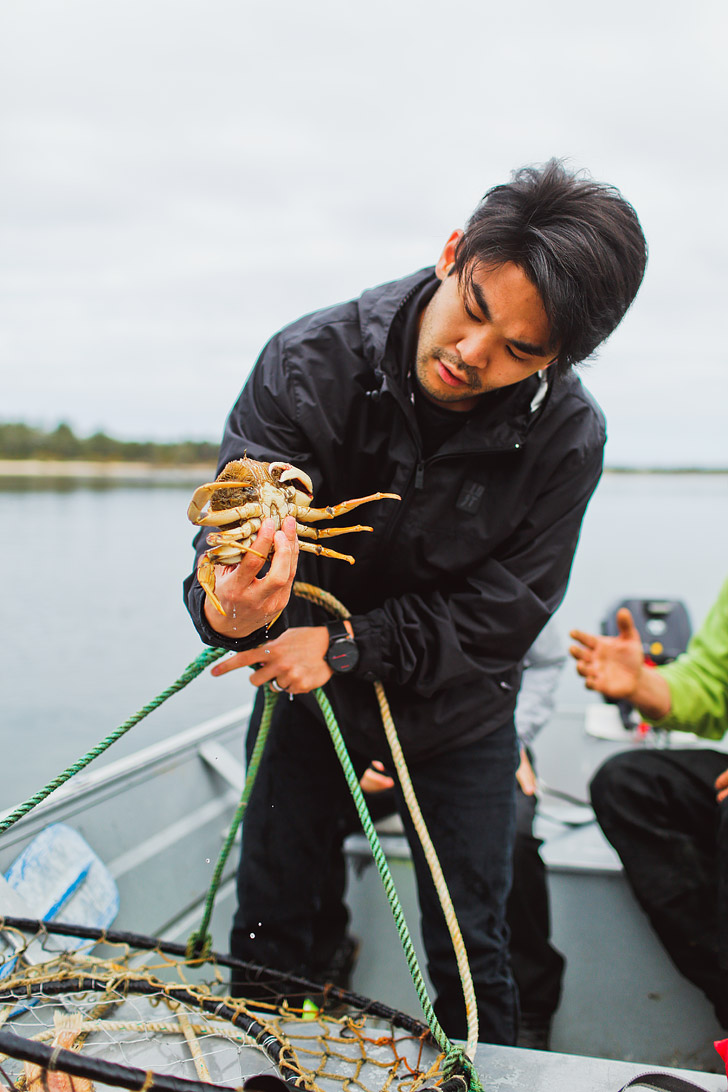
left=270, top=461, right=314, bottom=501
left=188, top=484, right=215, bottom=524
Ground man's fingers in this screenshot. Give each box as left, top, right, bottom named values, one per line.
left=248, top=665, right=286, bottom=689
left=211, top=641, right=280, bottom=675
left=569, top=629, right=597, bottom=649
left=569, top=643, right=593, bottom=663
left=210, top=651, right=256, bottom=676
left=715, top=767, right=728, bottom=791
left=266, top=517, right=299, bottom=585
left=285, top=516, right=300, bottom=580
left=233, top=519, right=277, bottom=577
left=516, top=749, right=537, bottom=796
left=360, top=767, right=395, bottom=793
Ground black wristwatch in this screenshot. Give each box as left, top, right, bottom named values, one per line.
left=325, top=620, right=359, bottom=674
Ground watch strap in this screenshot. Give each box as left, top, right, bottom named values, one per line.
left=326, top=620, right=351, bottom=644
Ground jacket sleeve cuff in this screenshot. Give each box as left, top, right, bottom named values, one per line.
left=347, top=611, right=386, bottom=683
left=184, top=571, right=286, bottom=652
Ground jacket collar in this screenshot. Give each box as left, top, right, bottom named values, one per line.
left=357, top=266, right=437, bottom=373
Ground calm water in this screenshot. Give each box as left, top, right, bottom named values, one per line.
left=2, top=473, right=728, bottom=807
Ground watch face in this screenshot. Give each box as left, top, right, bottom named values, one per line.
left=327, top=638, right=359, bottom=673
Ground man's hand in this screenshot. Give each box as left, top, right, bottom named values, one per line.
left=202, top=516, right=299, bottom=640
left=715, top=767, right=728, bottom=803
left=569, top=607, right=672, bottom=721
left=360, top=760, right=395, bottom=794
left=569, top=608, right=645, bottom=700
left=211, top=625, right=332, bottom=695
left=516, top=747, right=538, bottom=796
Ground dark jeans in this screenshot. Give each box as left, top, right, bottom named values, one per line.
left=506, top=782, right=565, bottom=1020
left=305, top=754, right=564, bottom=1023
left=590, top=747, right=728, bottom=1027
left=232, top=690, right=519, bottom=1044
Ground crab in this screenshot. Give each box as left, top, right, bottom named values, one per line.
left=187, top=457, right=400, bottom=614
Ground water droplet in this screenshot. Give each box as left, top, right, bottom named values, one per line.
left=249, top=932, right=256, bottom=939
left=205, top=858, right=210, bottom=864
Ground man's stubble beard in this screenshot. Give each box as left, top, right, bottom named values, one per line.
left=415, top=343, right=489, bottom=404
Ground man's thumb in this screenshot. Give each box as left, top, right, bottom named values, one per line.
left=616, top=607, right=638, bottom=642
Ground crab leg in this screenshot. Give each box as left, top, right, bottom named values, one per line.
left=206, top=539, right=269, bottom=562
left=197, top=555, right=224, bottom=615
left=299, top=542, right=355, bottom=564
left=205, top=519, right=261, bottom=545
left=295, top=523, right=373, bottom=539
left=295, top=492, right=400, bottom=522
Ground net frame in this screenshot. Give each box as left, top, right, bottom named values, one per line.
left=0, top=918, right=463, bottom=1092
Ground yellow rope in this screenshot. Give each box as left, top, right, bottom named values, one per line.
left=176, top=1011, right=212, bottom=1083
left=292, top=582, right=479, bottom=1060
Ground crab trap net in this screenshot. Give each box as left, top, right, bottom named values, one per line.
left=0, top=918, right=460, bottom=1092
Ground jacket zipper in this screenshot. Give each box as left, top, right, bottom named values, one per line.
left=377, top=417, right=524, bottom=560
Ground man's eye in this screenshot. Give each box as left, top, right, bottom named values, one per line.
left=464, top=306, right=483, bottom=324
left=506, top=346, right=528, bottom=362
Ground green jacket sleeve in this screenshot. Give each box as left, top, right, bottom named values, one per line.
left=649, top=576, right=728, bottom=739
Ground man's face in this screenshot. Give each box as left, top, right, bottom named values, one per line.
left=415, top=230, right=558, bottom=412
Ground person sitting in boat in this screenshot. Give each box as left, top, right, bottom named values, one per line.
left=184, top=159, right=647, bottom=1046
left=570, top=583, right=728, bottom=1029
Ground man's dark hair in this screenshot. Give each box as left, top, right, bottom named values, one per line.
left=454, top=159, right=648, bottom=373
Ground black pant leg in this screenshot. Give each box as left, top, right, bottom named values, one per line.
left=396, top=720, right=520, bottom=1046
left=231, top=693, right=361, bottom=989
left=506, top=784, right=565, bottom=1021
left=590, top=747, right=728, bottom=1025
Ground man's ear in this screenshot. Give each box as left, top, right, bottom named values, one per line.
left=435, top=229, right=464, bottom=280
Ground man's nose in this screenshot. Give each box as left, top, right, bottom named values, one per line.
left=456, top=327, right=494, bottom=368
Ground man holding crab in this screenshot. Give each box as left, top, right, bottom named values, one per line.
left=184, top=159, right=647, bottom=1045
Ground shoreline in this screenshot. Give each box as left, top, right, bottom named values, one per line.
left=0, top=459, right=727, bottom=481
left=0, top=459, right=214, bottom=483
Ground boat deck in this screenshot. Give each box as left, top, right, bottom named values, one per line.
left=3, top=703, right=727, bottom=1086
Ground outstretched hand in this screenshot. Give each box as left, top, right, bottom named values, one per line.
left=202, top=516, right=299, bottom=639
left=569, top=607, right=645, bottom=701
left=210, top=625, right=332, bottom=695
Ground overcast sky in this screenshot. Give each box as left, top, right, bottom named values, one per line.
left=1, top=0, right=725, bottom=466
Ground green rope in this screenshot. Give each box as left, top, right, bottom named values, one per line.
left=0, top=646, right=227, bottom=838
left=187, top=685, right=277, bottom=960
left=311, top=686, right=483, bottom=1092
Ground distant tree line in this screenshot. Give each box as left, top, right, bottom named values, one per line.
left=0, top=422, right=218, bottom=464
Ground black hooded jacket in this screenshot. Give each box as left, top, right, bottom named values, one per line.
left=184, top=267, right=605, bottom=761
